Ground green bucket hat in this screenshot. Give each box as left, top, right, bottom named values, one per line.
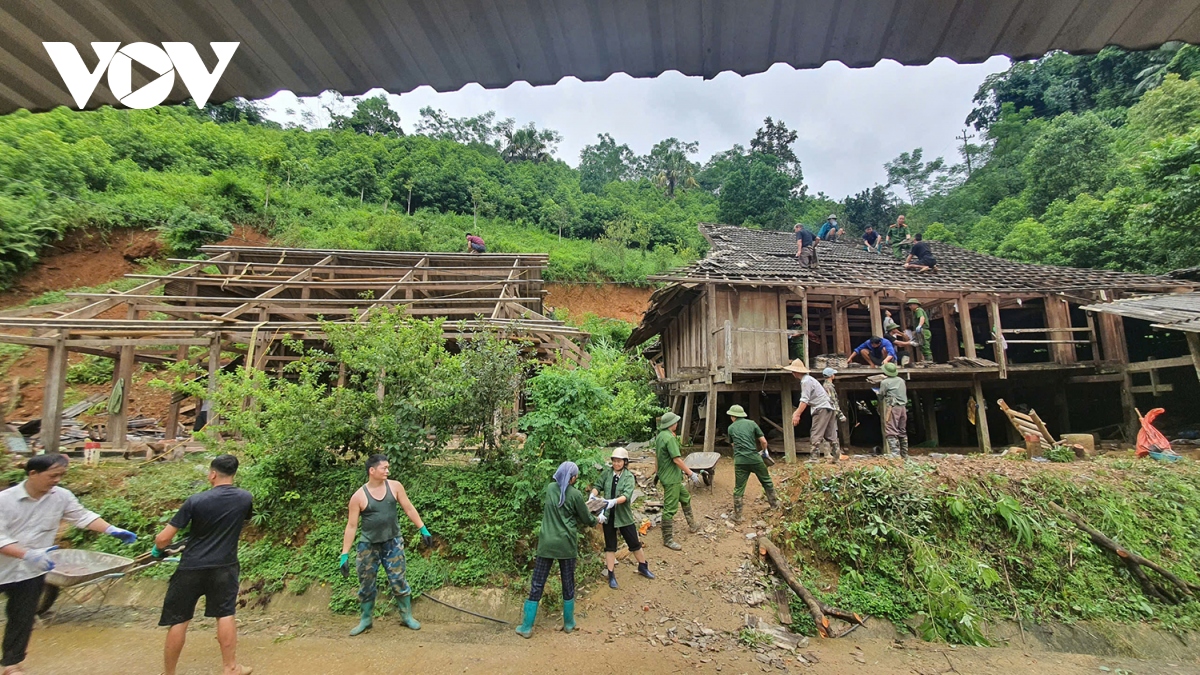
left=906, top=298, right=922, bottom=305
left=881, top=362, right=899, bottom=377
left=726, top=404, right=748, bottom=418
left=658, top=411, right=681, bottom=430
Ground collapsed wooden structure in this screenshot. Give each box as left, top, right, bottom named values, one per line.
left=627, top=224, right=1196, bottom=460
left=0, top=246, right=588, bottom=453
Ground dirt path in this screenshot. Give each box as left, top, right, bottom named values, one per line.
left=21, top=457, right=1199, bottom=674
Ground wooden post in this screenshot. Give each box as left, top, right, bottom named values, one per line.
left=1120, top=369, right=1138, bottom=443
left=1097, top=312, right=1129, bottom=364
left=837, top=389, right=851, bottom=449
left=1085, top=312, right=1101, bottom=364
left=206, top=333, right=221, bottom=429
left=973, top=377, right=991, bottom=453
left=959, top=296, right=975, bottom=357
left=801, top=293, right=810, bottom=368
left=780, top=376, right=796, bottom=463
left=702, top=383, right=719, bottom=454
left=1187, top=333, right=1200, bottom=384
left=923, top=392, right=939, bottom=446
left=943, top=306, right=961, bottom=359
left=818, top=310, right=828, bottom=355
left=679, top=392, right=695, bottom=446
left=1044, top=296, right=1078, bottom=364
left=990, top=300, right=1007, bottom=379
left=707, top=284, right=719, bottom=372
left=41, top=332, right=68, bottom=454
left=723, top=319, right=733, bottom=383
left=778, top=291, right=792, bottom=364
left=1053, top=387, right=1070, bottom=435
left=868, top=294, right=883, bottom=338
left=163, top=345, right=187, bottom=440
left=106, top=307, right=138, bottom=449
left=748, top=390, right=761, bottom=421
left=834, top=301, right=851, bottom=356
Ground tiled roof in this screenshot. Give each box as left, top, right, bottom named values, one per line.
left=649, top=224, right=1183, bottom=294
left=1081, top=292, right=1200, bottom=333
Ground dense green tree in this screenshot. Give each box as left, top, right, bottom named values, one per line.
left=750, top=117, right=804, bottom=190
left=642, top=138, right=699, bottom=198
left=415, top=107, right=513, bottom=149
left=885, top=148, right=946, bottom=203
left=716, top=152, right=793, bottom=228
left=329, top=95, right=405, bottom=137
left=841, top=186, right=898, bottom=234
left=502, top=123, right=561, bottom=163
left=1021, top=112, right=1115, bottom=214
left=578, top=133, right=636, bottom=193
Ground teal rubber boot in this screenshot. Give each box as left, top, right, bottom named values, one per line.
left=561, top=599, right=576, bottom=633
left=515, top=599, right=539, bottom=639
left=397, top=594, right=421, bottom=630
left=349, top=601, right=373, bottom=636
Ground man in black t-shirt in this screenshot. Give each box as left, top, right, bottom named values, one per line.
left=862, top=226, right=882, bottom=253
left=904, top=233, right=939, bottom=273
left=153, top=454, right=253, bottom=675
left=794, top=224, right=817, bottom=267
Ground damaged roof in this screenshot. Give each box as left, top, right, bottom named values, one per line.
left=3, top=0, right=1200, bottom=113
left=1081, top=291, right=1200, bottom=333
left=653, top=224, right=1185, bottom=294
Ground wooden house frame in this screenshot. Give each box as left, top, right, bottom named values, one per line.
left=0, top=246, right=588, bottom=453
left=627, top=225, right=1194, bottom=460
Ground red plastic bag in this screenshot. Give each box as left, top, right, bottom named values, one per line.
left=1136, top=408, right=1171, bottom=458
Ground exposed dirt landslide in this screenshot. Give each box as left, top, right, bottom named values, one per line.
left=22, top=456, right=1199, bottom=674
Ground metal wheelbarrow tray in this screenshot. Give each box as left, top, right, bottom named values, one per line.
left=45, top=549, right=135, bottom=588
left=684, top=452, right=721, bottom=490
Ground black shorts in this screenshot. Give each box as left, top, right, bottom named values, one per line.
left=602, top=522, right=643, bottom=553
left=470, top=242, right=486, bottom=253
left=917, top=255, right=937, bottom=267
left=159, top=565, right=240, bottom=626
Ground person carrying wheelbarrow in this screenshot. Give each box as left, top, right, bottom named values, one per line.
left=726, top=405, right=779, bottom=523
left=590, top=447, right=654, bottom=589
left=0, top=453, right=137, bottom=675
left=654, top=412, right=703, bottom=551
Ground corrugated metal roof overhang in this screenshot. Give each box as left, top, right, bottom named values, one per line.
left=3, top=0, right=1199, bottom=114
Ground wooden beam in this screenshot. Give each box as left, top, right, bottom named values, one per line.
left=834, top=303, right=851, bottom=356
left=973, top=377, right=991, bottom=454
left=1122, top=355, right=1196, bottom=372
left=777, top=290, right=791, bottom=364
left=106, top=307, right=138, bottom=449
left=57, top=252, right=232, bottom=321
left=163, top=344, right=188, bottom=440
left=1044, top=296, right=1078, bottom=364
left=990, top=300, right=1007, bottom=379
left=959, top=296, right=976, bottom=357
left=41, top=332, right=68, bottom=454
left=206, top=333, right=222, bottom=430
left=1085, top=312, right=1101, bottom=364
left=1120, top=369, right=1138, bottom=442
left=780, top=376, right=796, bottom=463
left=1098, top=312, right=1129, bottom=364
left=801, top=292, right=810, bottom=369
left=702, top=384, right=719, bottom=454
left=679, top=392, right=695, bottom=446
left=1188, top=333, right=1200, bottom=384
left=943, top=310, right=961, bottom=359
left=868, top=293, right=883, bottom=338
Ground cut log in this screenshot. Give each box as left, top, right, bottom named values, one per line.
left=759, top=537, right=855, bottom=637
left=1049, top=502, right=1198, bottom=603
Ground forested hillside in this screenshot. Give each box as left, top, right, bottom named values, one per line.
left=907, top=44, right=1200, bottom=273
left=1, top=44, right=1198, bottom=291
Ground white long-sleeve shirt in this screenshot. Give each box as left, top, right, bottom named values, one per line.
left=798, top=374, right=835, bottom=411
left=0, top=481, right=100, bottom=584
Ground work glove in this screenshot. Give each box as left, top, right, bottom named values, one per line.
left=419, top=526, right=433, bottom=549
left=105, top=525, right=137, bottom=545
left=23, top=546, right=58, bottom=573
left=597, top=512, right=608, bottom=525
left=604, top=498, right=619, bottom=511
left=838, top=412, right=848, bottom=423
left=689, top=472, right=703, bottom=485
left=150, top=544, right=166, bottom=559
left=338, top=553, right=350, bottom=578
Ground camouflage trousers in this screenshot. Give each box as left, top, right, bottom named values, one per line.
left=357, top=536, right=410, bottom=603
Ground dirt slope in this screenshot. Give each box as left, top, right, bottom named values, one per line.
left=545, top=283, right=652, bottom=324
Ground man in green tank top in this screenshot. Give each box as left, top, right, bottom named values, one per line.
left=339, top=454, right=434, bottom=636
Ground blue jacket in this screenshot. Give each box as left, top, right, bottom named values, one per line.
left=854, top=338, right=897, bottom=360
left=817, top=222, right=836, bottom=238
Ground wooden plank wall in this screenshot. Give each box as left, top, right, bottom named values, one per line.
left=664, top=297, right=708, bottom=377
left=714, top=288, right=786, bottom=369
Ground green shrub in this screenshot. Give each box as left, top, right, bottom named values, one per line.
left=66, top=354, right=114, bottom=384
left=161, top=208, right=232, bottom=255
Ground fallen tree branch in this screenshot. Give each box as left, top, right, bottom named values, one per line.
left=1048, top=502, right=1197, bottom=604
left=759, top=537, right=865, bottom=638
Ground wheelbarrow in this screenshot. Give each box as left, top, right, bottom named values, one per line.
left=684, top=452, right=720, bottom=492
left=37, top=543, right=184, bottom=623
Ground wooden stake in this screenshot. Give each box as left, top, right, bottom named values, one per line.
left=781, top=377, right=796, bottom=463
left=41, top=332, right=68, bottom=454
left=958, top=296, right=975, bottom=357
left=989, top=300, right=1007, bottom=379
left=702, top=382, right=719, bottom=454
left=973, top=377, right=991, bottom=453
left=758, top=537, right=829, bottom=636
left=680, top=392, right=695, bottom=446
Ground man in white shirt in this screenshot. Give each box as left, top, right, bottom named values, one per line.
left=784, top=359, right=841, bottom=464
left=0, top=453, right=137, bottom=675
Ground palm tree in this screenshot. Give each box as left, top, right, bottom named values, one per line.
left=1134, top=41, right=1184, bottom=94
left=646, top=138, right=700, bottom=198
left=502, top=123, right=562, bottom=163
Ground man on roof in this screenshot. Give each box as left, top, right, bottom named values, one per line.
left=849, top=336, right=897, bottom=367
left=887, top=215, right=912, bottom=258
left=817, top=214, right=843, bottom=242
left=794, top=223, right=816, bottom=268
left=904, top=234, right=938, bottom=272
left=862, top=225, right=882, bottom=253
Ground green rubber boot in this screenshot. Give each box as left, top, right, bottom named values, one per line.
left=397, top=594, right=421, bottom=630
left=662, top=522, right=682, bottom=551
left=515, top=599, right=539, bottom=639
left=561, top=599, right=576, bottom=633
left=349, top=601, right=373, bottom=636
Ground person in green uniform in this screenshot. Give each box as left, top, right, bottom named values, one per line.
left=654, top=412, right=703, bottom=551
left=516, top=461, right=597, bottom=638
left=726, top=405, right=778, bottom=524
left=590, top=447, right=654, bottom=589
left=907, top=299, right=934, bottom=362
left=788, top=314, right=806, bottom=361
left=339, top=454, right=433, bottom=636
left=878, top=363, right=910, bottom=457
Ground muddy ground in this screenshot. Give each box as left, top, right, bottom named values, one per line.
left=19, top=456, right=1199, bottom=674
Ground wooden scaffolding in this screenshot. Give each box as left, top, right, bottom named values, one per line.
left=0, top=246, right=589, bottom=453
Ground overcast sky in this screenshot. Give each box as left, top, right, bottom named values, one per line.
left=262, top=56, right=1010, bottom=200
